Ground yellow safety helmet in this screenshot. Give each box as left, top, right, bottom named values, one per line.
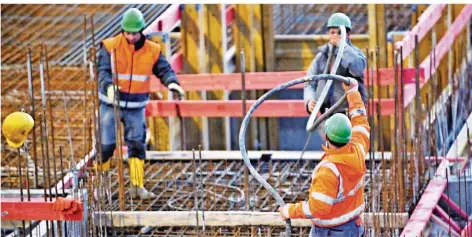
left=2, top=112, right=35, bottom=148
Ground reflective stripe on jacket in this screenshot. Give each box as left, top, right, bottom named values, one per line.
left=287, top=91, right=370, bottom=227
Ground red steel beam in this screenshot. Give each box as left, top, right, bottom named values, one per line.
left=431, top=214, right=461, bottom=237
left=170, top=51, right=183, bottom=74
left=440, top=193, right=470, bottom=220
left=403, top=5, right=472, bottom=107
left=151, top=68, right=423, bottom=92
left=1, top=198, right=83, bottom=221
left=462, top=222, right=472, bottom=237
left=434, top=205, right=462, bottom=234
left=395, top=4, right=446, bottom=60
left=365, top=67, right=424, bottom=86
left=420, top=4, right=472, bottom=82
left=226, top=5, right=235, bottom=26
left=143, top=4, right=181, bottom=35
left=145, top=99, right=394, bottom=117
left=401, top=159, right=449, bottom=236
left=424, top=156, right=466, bottom=162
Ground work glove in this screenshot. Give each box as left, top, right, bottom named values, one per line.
left=306, top=99, right=317, bottom=113
left=343, top=77, right=359, bottom=93
left=168, top=83, right=185, bottom=99
left=106, top=85, right=121, bottom=103
left=52, top=197, right=83, bottom=215
left=278, top=204, right=291, bottom=221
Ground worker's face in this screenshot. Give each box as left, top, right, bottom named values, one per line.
left=328, top=27, right=350, bottom=46
left=123, top=31, right=141, bottom=44
left=328, top=28, right=341, bottom=46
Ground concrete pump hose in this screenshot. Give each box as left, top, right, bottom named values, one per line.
left=306, top=25, right=347, bottom=133
left=238, top=73, right=352, bottom=237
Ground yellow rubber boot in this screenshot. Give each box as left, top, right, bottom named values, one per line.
left=128, top=158, right=144, bottom=187
left=129, top=158, right=155, bottom=199
left=94, top=159, right=111, bottom=172
left=93, top=159, right=111, bottom=201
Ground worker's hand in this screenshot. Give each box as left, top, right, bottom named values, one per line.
left=343, top=77, right=359, bottom=93
left=168, top=83, right=185, bottom=99
left=307, top=99, right=316, bottom=113
left=278, top=204, right=290, bottom=221
left=154, top=92, right=164, bottom=100
left=52, top=197, right=83, bottom=215
left=330, top=34, right=341, bottom=47
left=106, top=85, right=121, bottom=103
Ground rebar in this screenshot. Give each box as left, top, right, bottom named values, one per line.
left=26, top=48, right=40, bottom=189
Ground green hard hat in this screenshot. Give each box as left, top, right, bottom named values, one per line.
left=325, top=113, right=352, bottom=144
left=327, top=12, right=352, bottom=31
left=121, top=8, right=146, bottom=32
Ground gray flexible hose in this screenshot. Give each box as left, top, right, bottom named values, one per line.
left=306, top=25, right=347, bottom=132
left=238, top=74, right=351, bottom=236
left=298, top=93, right=348, bottom=162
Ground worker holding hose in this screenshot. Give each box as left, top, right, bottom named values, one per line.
left=279, top=78, right=369, bottom=237
left=304, top=13, right=367, bottom=137
left=96, top=8, right=185, bottom=199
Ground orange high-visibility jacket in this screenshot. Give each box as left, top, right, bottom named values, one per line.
left=284, top=91, right=370, bottom=227
left=101, top=34, right=161, bottom=108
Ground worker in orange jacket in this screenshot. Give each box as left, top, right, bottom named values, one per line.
left=96, top=8, right=185, bottom=200
left=279, top=78, right=370, bottom=237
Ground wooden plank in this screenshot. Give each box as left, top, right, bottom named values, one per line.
left=274, top=34, right=369, bottom=71
left=416, top=5, right=432, bottom=67
left=233, top=4, right=252, bottom=72
left=261, top=4, right=274, bottom=72
left=145, top=99, right=395, bottom=117
left=1, top=189, right=67, bottom=198
left=1, top=220, right=36, bottom=230
left=150, top=68, right=424, bottom=92
left=180, top=4, right=204, bottom=150
left=95, top=211, right=408, bottom=228
left=144, top=150, right=392, bottom=161
left=368, top=4, right=387, bottom=67
left=147, top=34, right=172, bottom=151
left=205, top=4, right=227, bottom=150
left=4, top=66, right=422, bottom=92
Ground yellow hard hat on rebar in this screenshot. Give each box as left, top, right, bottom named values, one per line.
left=2, top=111, right=34, bottom=148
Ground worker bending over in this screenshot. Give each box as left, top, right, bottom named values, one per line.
left=96, top=8, right=185, bottom=199
left=280, top=78, right=370, bottom=237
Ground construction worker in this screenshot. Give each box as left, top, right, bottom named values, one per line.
left=96, top=8, right=185, bottom=199
left=2, top=111, right=34, bottom=149
left=304, top=12, right=367, bottom=137
left=280, top=77, right=369, bottom=237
